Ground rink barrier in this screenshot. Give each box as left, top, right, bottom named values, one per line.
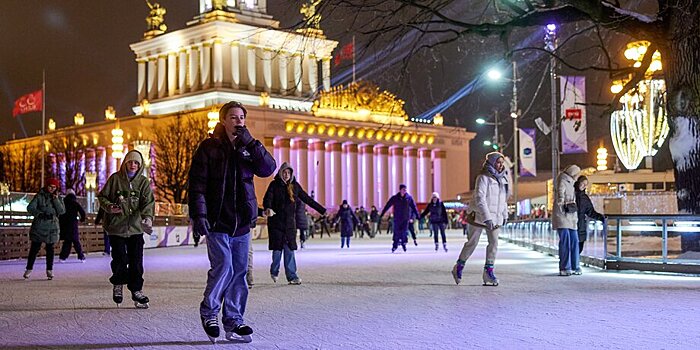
left=501, top=215, right=700, bottom=274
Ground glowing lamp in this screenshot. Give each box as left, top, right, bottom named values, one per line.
left=48, top=118, right=56, bottom=132
left=596, top=147, right=608, bottom=171
left=402, top=133, right=410, bottom=142
left=307, top=124, right=316, bottom=135
left=207, top=110, right=219, bottom=134
left=296, top=123, right=306, bottom=133
left=483, top=140, right=492, bottom=146
left=111, top=126, right=125, bottom=159
left=357, top=128, right=366, bottom=139
left=384, top=131, right=393, bottom=141
left=487, top=69, right=502, bottom=81
left=347, top=128, right=355, bottom=137
left=317, top=124, right=326, bottom=134
left=105, top=106, right=116, bottom=120
left=419, top=134, right=426, bottom=144
left=393, top=133, right=401, bottom=142
left=74, top=113, right=85, bottom=126
left=366, top=129, right=375, bottom=139
left=410, top=133, right=418, bottom=143
left=427, top=135, right=435, bottom=144
left=375, top=130, right=384, bottom=140
left=337, top=127, right=346, bottom=137
left=285, top=121, right=295, bottom=133
left=327, top=125, right=336, bottom=137
left=610, top=81, right=624, bottom=94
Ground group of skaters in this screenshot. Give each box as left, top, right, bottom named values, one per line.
left=19, top=100, right=606, bottom=344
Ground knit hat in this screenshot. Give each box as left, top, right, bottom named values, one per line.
left=47, top=178, right=60, bottom=188
left=342, top=199, right=348, bottom=205
left=431, top=192, right=440, bottom=199
left=564, top=164, right=581, bottom=178
left=485, top=152, right=504, bottom=166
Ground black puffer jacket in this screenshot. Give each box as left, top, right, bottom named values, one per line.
left=263, top=163, right=325, bottom=251
left=188, top=123, right=276, bottom=233
left=575, top=187, right=605, bottom=242
left=420, top=200, right=448, bottom=224
left=59, top=193, right=86, bottom=241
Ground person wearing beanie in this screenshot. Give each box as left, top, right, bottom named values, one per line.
left=263, top=162, right=326, bottom=285
left=552, top=164, right=582, bottom=276
left=335, top=199, right=359, bottom=248
left=24, top=178, right=66, bottom=280
left=379, top=184, right=420, bottom=253
left=98, top=149, right=155, bottom=308
left=420, top=192, right=449, bottom=252
left=574, top=175, right=605, bottom=257
left=451, top=152, right=509, bottom=286
left=58, top=188, right=87, bottom=262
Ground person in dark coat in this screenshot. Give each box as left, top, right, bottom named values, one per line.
left=24, top=177, right=66, bottom=280
left=369, top=206, right=379, bottom=236
left=295, top=198, right=309, bottom=248
left=407, top=210, right=418, bottom=246
left=315, top=214, right=332, bottom=238
left=58, top=189, right=87, bottom=262
left=379, top=184, right=420, bottom=253
left=574, top=175, right=605, bottom=256
left=420, top=192, right=449, bottom=252
left=356, top=206, right=371, bottom=238
left=335, top=200, right=359, bottom=248
left=263, top=162, right=326, bottom=284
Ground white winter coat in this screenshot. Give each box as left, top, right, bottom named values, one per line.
left=551, top=165, right=580, bottom=230
left=471, top=172, right=509, bottom=226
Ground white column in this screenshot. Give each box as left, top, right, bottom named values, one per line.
left=167, top=53, right=177, bottom=96
left=295, top=139, right=309, bottom=189
left=293, top=54, right=302, bottom=96
left=327, top=142, right=342, bottom=207
left=322, top=57, right=331, bottom=91
left=157, top=55, right=167, bottom=98
left=275, top=137, right=290, bottom=168
left=212, top=40, right=223, bottom=87
left=247, top=45, right=257, bottom=91
left=359, top=144, right=374, bottom=208
left=147, top=57, right=157, bottom=99
left=279, top=53, right=288, bottom=95
left=343, top=143, right=358, bottom=206
left=404, top=148, right=418, bottom=202
left=137, top=59, right=146, bottom=101
left=263, top=49, right=272, bottom=92
left=306, top=139, right=315, bottom=195
left=374, top=145, right=389, bottom=208
left=310, top=140, right=326, bottom=206
left=230, top=42, right=240, bottom=89
left=178, top=50, right=188, bottom=93
left=307, top=56, right=318, bottom=93
left=389, top=146, right=404, bottom=195
left=201, top=43, right=212, bottom=89
left=418, top=148, right=431, bottom=202
left=432, top=149, right=446, bottom=198
left=189, top=46, right=200, bottom=91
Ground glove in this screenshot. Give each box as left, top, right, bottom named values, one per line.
left=141, top=217, right=153, bottom=235
left=193, top=217, right=211, bottom=236
left=484, top=220, right=495, bottom=231
left=563, top=202, right=578, bottom=213
left=234, top=126, right=254, bottom=147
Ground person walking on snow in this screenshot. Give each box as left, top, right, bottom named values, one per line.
left=264, top=162, right=326, bottom=285
left=574, top=175, right=605, bottom=257
left=552, top=165, right=582, bottom=276
left=379, top=184, right=420, bottom=253
left=420, top=192, right=449, bottom=252
left=98, top=150, right=155, bottom=307
left=24, top=178, right=66, bottom=280
left=58, top=189, right=87, bottom=262
left=336, top=200, right=359, bottom=248
left=451, top=152, right=508, bottom=286
left=188, top=101, right=276, bottom=343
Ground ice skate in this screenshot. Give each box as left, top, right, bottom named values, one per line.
left=482, top=265, right=499, bottom=286
left=572, top=269, right=582, bottom=275
left=402, top=243, right=407, bottom=252
left=226, top=324, right=253, bottom=343
left=559, top=270, right=572, bottom=276
left=443, top=243, right=448, bottom=252
left=131, top=290, right=149, bottom=309
left=46, top=270, right=54, bottom=280
left=435, top=243, right=439, bottom=251
left=23, top=269, right=32, bottom=279
left=289, top=278, right=302, bottom=285
left=271, top=274, right=278, bottom=283
left=201, top=317, right=220, bottom=343
left=451, top=261, right=464, bottom=285
left=112, top=284, right=124, bottom=306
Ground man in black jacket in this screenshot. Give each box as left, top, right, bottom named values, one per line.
left=188, top=101, right=276, bottom=343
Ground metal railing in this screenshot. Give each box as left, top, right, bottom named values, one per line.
left=501, top=215, right=700, bottom=273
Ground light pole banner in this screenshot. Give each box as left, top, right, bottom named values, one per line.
left=519, top=128, right=537, bottom=177
left=560, top=76, right=588, bottom=154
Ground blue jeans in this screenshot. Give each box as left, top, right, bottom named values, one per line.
left=431, top=223, right=447, bottom=244
left=200, top=232, right=250, bottom=331
left=270, top=243, right=298, bottom=281
left=557, top=228, right=580, bottom=271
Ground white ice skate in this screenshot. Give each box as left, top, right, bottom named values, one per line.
left=225, top=324, right=253, bottom=343
left=482, top=266, right=499, bottom=286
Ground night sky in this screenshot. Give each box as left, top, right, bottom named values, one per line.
left=0, top=1, right=674, bottom=187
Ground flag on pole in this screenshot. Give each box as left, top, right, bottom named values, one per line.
left=334, top=42, right=354, bottom=66
left=12, top=89, right=43, bottom=117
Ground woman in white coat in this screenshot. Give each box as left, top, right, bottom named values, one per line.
left=451, top=152, right=509, bottom=286
left=552, top=164, right=581, bottom=276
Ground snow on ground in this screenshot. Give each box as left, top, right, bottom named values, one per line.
left=1, top=230, right=699, bottom=350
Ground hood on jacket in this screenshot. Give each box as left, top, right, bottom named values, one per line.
left=563, top=164, right=581, bottom=179
left=121, top=150, right=145, bottom=178
left=212, top=122, right=228, bottom=140
left=275, top=162, right=294, bottom=182
left=64, top=193, right=78, bottom=203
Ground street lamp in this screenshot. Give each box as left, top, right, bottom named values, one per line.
left=474, top=110, right=503, bottom=150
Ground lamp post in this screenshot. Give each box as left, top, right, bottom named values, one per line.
left=545, top=23, right=559, bottom=212
left=476, top=109, right=503, bottom=151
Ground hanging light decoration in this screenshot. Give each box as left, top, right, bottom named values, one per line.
left=596, top=147, right=608, bottom=171
left=111, top=122, right=125, bottom=159
left=207, top=109, right=219, bottom=134
left=610, top=41, right=669, bottom=170
left=74, top=112, right=85, bottom=126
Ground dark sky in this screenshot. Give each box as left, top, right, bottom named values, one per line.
left=0, top=1, right=673, bottom=186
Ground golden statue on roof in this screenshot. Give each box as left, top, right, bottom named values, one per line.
left=144, top=0, right=167, bottom=39
left=312, top=81, right=410, bottom=126
left=297, top=0, right=325, bottom=38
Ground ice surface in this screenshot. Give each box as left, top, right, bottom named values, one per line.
left=1, top=230, right=699, bottom=349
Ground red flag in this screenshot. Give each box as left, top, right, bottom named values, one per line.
left=12, top=89, right=43, bottom=117
left=334, top=42, right=354, bottom=66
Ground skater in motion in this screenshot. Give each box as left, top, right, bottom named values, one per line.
left=379, top=184, right=420, bottom=253
left=420, top=192, right=449, bottom=252
left=451, top=152, right=508, bottom=286
left=189, top=101, right=276, bottom=343
left=336, top=200, right=359, bottom=248
left=264, top=162, right=326, bottom=285
left=369, top=205, right=379, bottom=237
left=98, top=150, right=155, bottom=307
left=58, top=189, right=87, bottom=262
left=24, top=178, right=65, bottom=280
left=574, top=175, right=605, bottom=257
left=552, top=165, right=582, bottom=276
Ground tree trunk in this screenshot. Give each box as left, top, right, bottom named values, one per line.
left=665, top=3, right=700, bottom=214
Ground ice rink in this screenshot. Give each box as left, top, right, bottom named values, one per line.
left=1, top=230, right=699, bottom=349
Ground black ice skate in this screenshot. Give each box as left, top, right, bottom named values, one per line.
left=131, top=290, right=150, bottom=309
left=226, top=324, right=253, bottom=343
left=201, top=317, right=220, bottom=343
left=112, top=284, right=124, bottom=306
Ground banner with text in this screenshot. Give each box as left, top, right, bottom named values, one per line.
left=519, top=128, right=537, bottom=177
left=560, top=76, right=588, bottom=154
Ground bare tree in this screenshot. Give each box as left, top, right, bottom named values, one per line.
left=152, top=113, right=208, bottom=204
left=320, top=0, right=700, bottom=214
left=46, top=131, right=88, bottom=195
left=0, top=143, right=42, bottom=192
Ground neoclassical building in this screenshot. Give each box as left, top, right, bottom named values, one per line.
left=2, top=1, right=476, bottom=210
